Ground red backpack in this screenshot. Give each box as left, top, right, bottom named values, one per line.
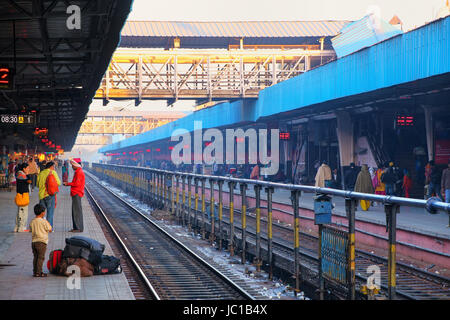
left=46, top=171, right=59, bottom=196
left=47, top=249, right=63, bottom=274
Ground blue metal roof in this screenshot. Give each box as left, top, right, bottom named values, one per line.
left=101, top=16, right=450, bottom=154
left=331, top=14, right=403, bottom=58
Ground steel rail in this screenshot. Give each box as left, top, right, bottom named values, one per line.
left=89, top=163, right=450, bottom=300
left=85, top=172, right=255, bottom=300
left=85, top=184, right=161, bottom=300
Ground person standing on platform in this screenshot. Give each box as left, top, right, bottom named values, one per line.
left=402, top=169, right=413, bottom=198
left=427, top=161, right=443, bottom=201
left=14, top=163, right=31, bottom=232
left=64, top=158, right=85, bottom=233
left=37, top=161, right=60, bottom=229
left=331, top=168, right=341, bottom=189
left=382, top=163, right=397, bottom=196
left=250, top=164, right=260, bottom=180
left=315, top=161, right=332, bottom=188
left=61, top=160, right=69, bottom=183
left=354, top=164, right=374, bottom=211
left=374, top=165, right=386, bottom=195
left=28, top=157, right=39, bottom=192
left=344, top=163, right=358, bottom=191
left=29, top=204, right=52, bottom=277
left=441, top=160, right=450, bottom=203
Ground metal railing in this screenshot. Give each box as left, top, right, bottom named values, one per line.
left=90, top=163, right=450, bottom=300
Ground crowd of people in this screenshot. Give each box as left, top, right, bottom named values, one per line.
left=115, top=157, right=450, bottom=207
left=314, top=159, right=450, bottom=211
left=9, top=156, right=86, bottom=277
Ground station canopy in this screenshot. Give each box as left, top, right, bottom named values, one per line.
left=119, top=20, right=350, bottom=48
left=0, top=0, right=132, bottom=152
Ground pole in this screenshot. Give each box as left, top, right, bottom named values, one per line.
left=254, top=185, right=262, bottom=272
left=266, top=187, right=274, bottom=280
left=201, top=178, right=206, bottom=239
left=218, top=180, right=224, bottom=250
left=240, top=183, right=247, bottom=264
left=209, top=178, right=215, bottom=244
left=385, top=203, right=399, bottom=300
left=187, top=176, right=192, bottom=231
left=345, top=198, right=356, bottom=300
left=291, top=190, right=301, bottom=296
left=229, top=181, right=235, bottom=256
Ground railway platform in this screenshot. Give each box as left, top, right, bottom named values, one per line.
left=221, top=184, right=450, bottom=238
left=0, top=180, right=135, bottom=300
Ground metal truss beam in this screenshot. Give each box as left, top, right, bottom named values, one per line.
left=95, top=48, right=336, bottom=102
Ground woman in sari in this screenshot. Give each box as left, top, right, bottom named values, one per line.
left=354, top=164, right=375, bottom=211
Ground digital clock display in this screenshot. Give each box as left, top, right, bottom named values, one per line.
left=0, top=114, right=35, bottom=125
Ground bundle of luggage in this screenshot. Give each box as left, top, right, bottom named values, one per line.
left=47, top=236, right=122, bottom=277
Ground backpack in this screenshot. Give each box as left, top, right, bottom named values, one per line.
left=94, top=255, right=122, bottom=275
left=47, top=249, right=63, bottom=274
left=46, top=172, right=59, bottom=196
left=63, top=236, right=105, bottom=266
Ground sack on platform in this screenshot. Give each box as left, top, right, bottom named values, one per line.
left=58, top=257, right=95, bottom=277
left=15, top=192, right=29, bottom=207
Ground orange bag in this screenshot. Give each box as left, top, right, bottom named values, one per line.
left=15, top=192, right=30, bottom=207
left=46, top=172, right=59, bottom=196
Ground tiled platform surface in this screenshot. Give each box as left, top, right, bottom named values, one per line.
left=0, top=176, right=135, bottom=300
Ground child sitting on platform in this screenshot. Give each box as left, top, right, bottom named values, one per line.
left=29, top=204, right=52, bottom=277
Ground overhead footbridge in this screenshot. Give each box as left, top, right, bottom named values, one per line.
left=94, top=20, right=350, bottom=104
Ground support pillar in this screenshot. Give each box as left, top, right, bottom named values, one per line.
left=422, top=105, right=434, bottom=162
left=335, top=111, right=354, bottom=189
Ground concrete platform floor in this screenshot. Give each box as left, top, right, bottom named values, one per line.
left=0, top=179, right=135, bottom=300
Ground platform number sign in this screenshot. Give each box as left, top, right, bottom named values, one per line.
left=0, top=66, right=13, bottom=89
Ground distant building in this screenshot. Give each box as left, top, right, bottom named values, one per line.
left=389, top=15, right=403, bottom=31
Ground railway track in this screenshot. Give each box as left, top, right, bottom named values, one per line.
left=87, top=170, right=450, bottom=300
left=212, top=202, right=450, bottom=300
left=85, top=174, right=255, bottom=300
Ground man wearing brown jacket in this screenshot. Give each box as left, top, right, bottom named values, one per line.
left=442, top=160, right=450, bottom=203
left=28, top=157, right=39, bottom=191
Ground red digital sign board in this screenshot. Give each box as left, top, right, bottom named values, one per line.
left=279, top=132, right=290, bottom=140
left=0, top=67, right=13, bottom=89
left=396, top=115, right=414, bottom=126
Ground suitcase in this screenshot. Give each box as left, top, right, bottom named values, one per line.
left=47, top=249, right=63, bottom=274
left=94, top=255, right=122, bottom=275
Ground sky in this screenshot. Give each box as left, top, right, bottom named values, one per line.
left=128, top=0, right=447, bottom=31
